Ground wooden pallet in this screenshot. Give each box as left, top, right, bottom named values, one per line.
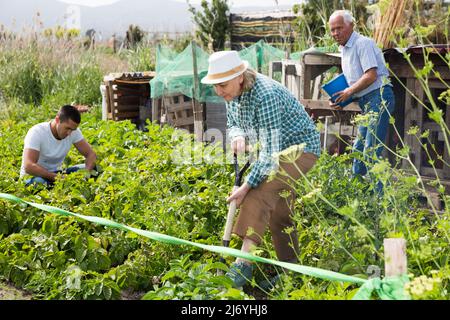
left=162, top=93, right=196, bottom=133
left=385, top=48, right=450, bottom=182
left=103, top=72, right=155, bottom=122
left=402, top=78, right=450, bottom=181
left=205, top=101, right=227, bottom=149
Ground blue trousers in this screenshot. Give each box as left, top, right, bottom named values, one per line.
left=25, top=164, right=85, bottom=187
left=352, top=86, right=395, bottom=190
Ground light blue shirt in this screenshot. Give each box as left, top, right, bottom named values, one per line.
left=341, top=31, right=391, bottom=98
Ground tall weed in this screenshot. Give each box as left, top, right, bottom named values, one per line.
left=0, top=36, right=126, bottom=107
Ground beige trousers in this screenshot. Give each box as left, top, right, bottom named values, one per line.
left=233, top=152, right=318, bottom=262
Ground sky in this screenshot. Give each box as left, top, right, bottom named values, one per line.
left=0, top=0, right=304, bottom=37
left=57, top=0, right=303, bottom=8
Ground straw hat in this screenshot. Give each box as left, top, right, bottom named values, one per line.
left=201, top=51, right=249, bottom=85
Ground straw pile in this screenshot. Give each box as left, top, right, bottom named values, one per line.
left=373, top=0, right=411, bottom=49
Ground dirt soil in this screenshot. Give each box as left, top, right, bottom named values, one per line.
left=0, top=280, right=32, bottom=300
left=120, top=288, right=146, bottom=300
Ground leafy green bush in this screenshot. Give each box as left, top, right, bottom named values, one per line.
left=0, top=106, right=237, bottom=299
left=142, top=255, right=251, bottom=300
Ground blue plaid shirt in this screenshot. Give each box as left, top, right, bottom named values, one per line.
left=227, top=74, right=321, bottom=188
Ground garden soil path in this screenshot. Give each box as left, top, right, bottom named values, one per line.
left=0, top=280, right=32, bottom=300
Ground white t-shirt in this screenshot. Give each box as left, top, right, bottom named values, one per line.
left=20, top=121, right=84, bottom=177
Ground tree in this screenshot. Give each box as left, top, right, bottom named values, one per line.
left=292, top=0, right=369, bottom=49
left=126, top=24, right=144, bottom=48
left=188, top=0, right=230, bottom=52
left=84, top=29, right=96, bottom=49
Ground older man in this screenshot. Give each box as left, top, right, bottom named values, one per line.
left=21, top=104, right=97, bottom=187
left=329, top=10, right=395, bottom=190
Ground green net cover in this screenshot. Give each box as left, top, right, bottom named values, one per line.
left=258, top=40, right=287, bottom=74
left=150, top=42, right=220, bottom=103
left=239, top=40, right=286, bottom=74
left=290, top=45, right=339, bottom=60
left=151, top=40, right=333, bottom=103
left=155, top=45, right=178, bottom=73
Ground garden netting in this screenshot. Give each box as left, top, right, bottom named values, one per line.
left=150, top=40, right=338, bottom=103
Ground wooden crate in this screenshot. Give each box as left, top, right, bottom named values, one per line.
left=205, top=101, right=227, bottom=150
left=401, top=78, right=450, bottom=180
left=385, top=46, right=450, bottom=181
left=268, top=58, right=361, bottom=155
left=152, top=93, right=208, bottom=139
left=162, top=93, right=196, bottom=133
left=268, top=54, right=342, bottom=101
left=103, top=72, right=155, bottom=122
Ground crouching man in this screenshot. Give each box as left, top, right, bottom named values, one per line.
left=20, top=104, right=97, bottom=187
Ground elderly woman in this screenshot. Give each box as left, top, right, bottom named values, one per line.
left=201, top=51, right=321, bottom=288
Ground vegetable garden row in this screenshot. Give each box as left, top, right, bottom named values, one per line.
left=0, top=33, right=449, bottom=300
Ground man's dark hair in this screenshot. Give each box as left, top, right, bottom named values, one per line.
left=58, top=105, right=81, bottom=124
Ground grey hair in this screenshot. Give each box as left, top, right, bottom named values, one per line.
left=241, top=68, right=257, bottom=92
left=329, top=10, right=354, bottom=25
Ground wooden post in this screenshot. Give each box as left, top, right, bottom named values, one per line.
left=138, top=96, right=152, bottom=127
left=403, top=78, right=422, bottom=172
left=384, top=238, right=407, bottom=277
left=107, top=81, right=117, bottom=121
left=300, top=54, right=315, bottom=99
left=268, top=61, right=274, bottom=79
left=191, top=41, right=204, bottom=142
left=151, top=98, right=162, bottom=124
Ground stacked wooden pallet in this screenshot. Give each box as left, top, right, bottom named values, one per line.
left=384, top=46, right=450, bottom=181
left=103, top=72, right=155, bottom=121
left=373, top=0, right=411, bottom=49
left=205, top=101, right=227, bottom=149
left=162, top=94, right=196, bottom=133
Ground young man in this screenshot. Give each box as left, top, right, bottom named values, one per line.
left=328, top=10, right=395, bottom=191
left=202, top=51, right=321, bottom=289
left=20, top=105, right=97, bottom=186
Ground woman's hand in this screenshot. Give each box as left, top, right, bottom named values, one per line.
left=226, top=183, right=251, bottom=207
left=231, top=136, right=246, bottom=155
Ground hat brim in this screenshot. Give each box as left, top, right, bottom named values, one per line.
left=201, top=61, right=249, bottom=85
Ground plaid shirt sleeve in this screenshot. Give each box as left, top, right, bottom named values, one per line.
left=226, top=102, right=245, bottom=142
left=245, top=93, right=282, bottom=188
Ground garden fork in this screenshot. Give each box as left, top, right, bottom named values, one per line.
left=218, top=153, right=250, bottom=272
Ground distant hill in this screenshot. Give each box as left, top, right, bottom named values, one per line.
left=0, top=0, right=194, bottom=39
left=0, top=0, right=293, bottom=39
